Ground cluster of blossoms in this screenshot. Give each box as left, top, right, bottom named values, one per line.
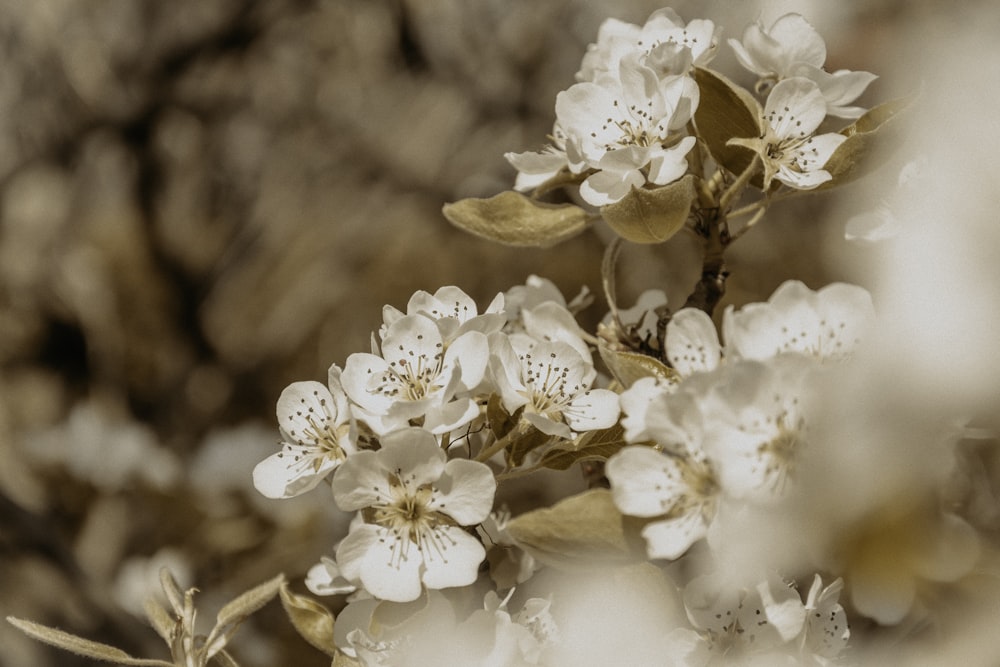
left=15, top=7, right=993, bottom=667
left=507, top=9, right=876, bottom=202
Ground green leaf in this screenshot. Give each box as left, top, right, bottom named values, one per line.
left=820, top=94, right=914, bottom=189
left=486, top=394, right=517, bottom=440
left=142, top=597, right=176, bottom=644
left=505, top=424, right=554, bottom=468
left=598, top=341, right=679, bottom=389
left=442, top=190, right=590, bottom=247
left=279, top=584, right=339, bottom=658
left=600, top=176, right=696, bottom=244
left=6, top=617, right=174, bottom=667
left=505, top=489, right=644, bottom=569
left=216, top=573, right=285, bottom=628
left=538, top=423, right=630, bottom=471
left=692, top=67, right=763, bottom=176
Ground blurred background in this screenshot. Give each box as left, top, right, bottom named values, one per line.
left=0, top=0, right=991, bottom=665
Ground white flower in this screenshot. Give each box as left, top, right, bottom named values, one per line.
left=253, top=369, right=357, bottom=499
left=578, top=8, right=720, bottom=82
left=728, top=12, right=876, bottom=118
left=305, top=555, right=358, bottom=596
left=683, top=574, right=811, bottom=662
left=844, top=156, right=926, bottom=242
left=610, top=389, right=718, bottom=559
left=556, top=56, right=696, bottom=206
left=505, top=124, right=587, bottom=193
left=730, top=77, right=847, bottom=190
left=332, top=428, right=496, bottom=602
left=723, top=280, right=875, bottom=362
left=664, top=307, right=722, bottom=376
left=337, top=589, right=556, bottom=667
left=342, top=314, right=489, bottom=435
left=802, top=575, right=850, bottom=659
left=699, top=357, right=815, bottom=502
left=489, top=334, right=620, bottom=438
left=381, top=285, right=506, bottom=343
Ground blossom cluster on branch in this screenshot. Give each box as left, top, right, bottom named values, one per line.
left=9, top=6, right=996, bottom=667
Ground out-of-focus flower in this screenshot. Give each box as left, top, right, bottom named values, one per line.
left=24, top=401, right=181, bottom=492
left=837, top=503, right=980, bottom=625
left=337, top=589, right=556, bottom=667
left=722, top=280, right=874, bottom=363
left=112, top=548, right=193, bottom=618
left=253, top=369, right=357, bottom=499
left=478, top=507, right=540, bottom=590
left=699, top=356, right=815, bottom=502
left=683, top=573, right=847, bottom=664
left=728, top=13, right=876, bottom=118
left=331, top=428, right=495, bottom=602
left=730, top=77, right=846, bottom=190
left=844, top=157, right=926, bottom=242
left=489, top=335, right=619, bottom=438
left=342, top=314, right=488, bottom=435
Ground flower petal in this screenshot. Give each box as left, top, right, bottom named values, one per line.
left=432, top=459, right=497, bottom=525
left=420, top=526, right=487, bottom=592
left=666, top=307, right=722, bottom=375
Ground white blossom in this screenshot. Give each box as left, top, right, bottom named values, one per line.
left=730, top=77, right=847, bottom=190
left=381, top=285, right=506, bottom=343
left=728, top=12, right=876, bottom=118
left=342, top=314, right=489, bottom=435
left=723, top=280, right=874, bottom=362
left=489, top=334, right=619, bottom=438
left=332, top=428, right=495, bottom=602
left=253, top=369, right=357, bottom=499
left=556, top=55, right=696, bottom=206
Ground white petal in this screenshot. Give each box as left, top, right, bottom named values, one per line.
left=252, top=446, right=333, bottom=499
left=377, top=428, right=447, bottom=484
left=642, top=511, right=709, bottom=560
left=331, top=450, right=387, bottom=511
left=768, top=13, right=826, bottom=69
left=524, top=412, right=572, bottom=439
left=606, top=445, right=688, bottom=517
left=432, top=459, right=497, bottom=525
left=423, top=398, right=480, bottom=435
left=666, top=308, right=721, bottom=375
left=420, top=526, right=487, bottom=592
left=764, top=77, right=827, bottom=139
left=579, top=168, right=645, bottom=207
left=339, top=524, right=423, bottom=602
left=444, top=331, right=489, bottom=391
left=648, top=136, right=696, bottom=186
left=565, top=388, right=620, bottom=432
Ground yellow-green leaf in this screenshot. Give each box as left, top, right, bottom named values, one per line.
left=820, top=94, right=913, bottom=189
left=486, top=394, right=517, bottom=440
left=692, top=67, right=763, bottom=176
left=442, top=190, right=589, bottom=247
left=505, top=424, right=554, bottom=468
left=279, top=584, right=339, bottom=658
left=598, top=341, right=679, bottom=389
left=600, top=176, right=696, bottom=244
left=538, top=423, right=629, bottom=471
left=6, top=617, right=174, bottom=667
left=505, top=489, right=644, bottom=569
left=216, top=573, right=284, bottom=628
